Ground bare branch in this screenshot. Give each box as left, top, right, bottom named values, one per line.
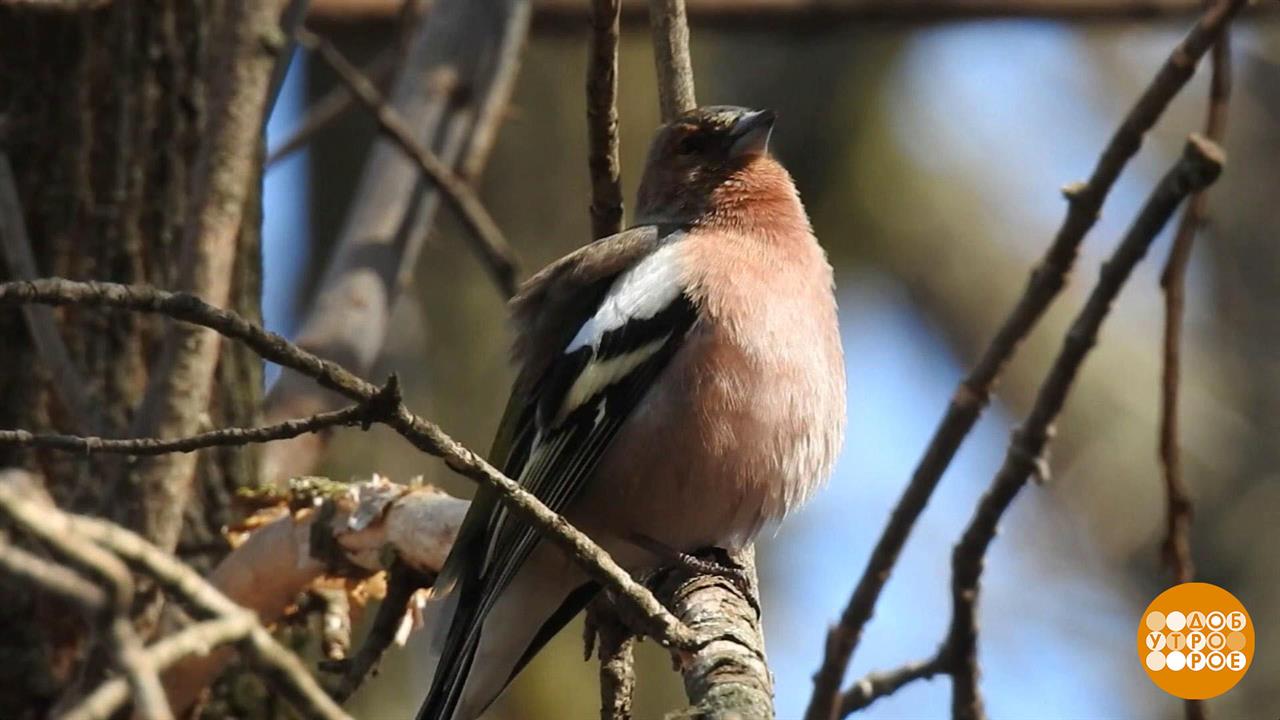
left=0, top=154, right=101, bottom=433
left=586, top=599, right=637, bottom=720
left=0, top=471, right=172, bottom=720
left=648, top=0, right=697, bottom=120
left=0, top=535, right=108, bottom=618
left=62, top=512, right=351, bottom=720
left=588, top=0, right=625, bottom=239
left=0, top=279, right=697, bottom=651
left=948, top=135, right=1224, bottom=720
left=126, top=0, right=293, bottom=552
left=804, top=3, right=1247, bottom=717
left=1158, top=0, right=1233, bottom=588
left=655, top=547, right=772, bottom=718
left=266, top=49, right=396, bottom=167
left=64, top=615, right=257, bottom=720
left=264, top=0, right=530, bottom=487
left=296, top=27, right=520, bottom=298
left=838, top=654, right=949, bottom=716
left=0, top=401, right=374, bottom=457
left=1158, top=15, right=1231, bottom=720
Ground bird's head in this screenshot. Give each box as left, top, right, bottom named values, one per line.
left=635, top=106, right=801, bottom=229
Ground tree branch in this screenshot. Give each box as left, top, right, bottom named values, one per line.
left=947, top=135, right=1223, bottom=720
left=655, top=547, right=772, bottom=718
left=126, top=0, right=292, bottom=552
left=0, top=278, right=697, bottom=651
left=266, top=49, right=396, bottom=167
left=585, top=598, right=637, bottom=720
left=0, top=401, right=374, bottom=457
left=838, top=653, right=949, bottom=716
left=263, top=0, right=531, bottom=487
left=0, top=154, right=101, bottom=434
left=804, top=3, right=1247, bottom=717
left=588, top=0, right=625, bottom=239
left=295, top=27, right=519, bottom=299
left=1158, top=14, right=1230, bottom=720
left=1158, top=0, right=1232, bottom=589
left=648, top=0, right=697, bottom=120
left=0, top=471, right=172, bottom=720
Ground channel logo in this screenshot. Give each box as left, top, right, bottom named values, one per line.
left=1138, top=582, right=1253, bottom=700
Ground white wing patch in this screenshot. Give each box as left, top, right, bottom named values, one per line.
left=556, top=335, right=670, bottom=423
left=565, top=242, right=685, bottom=353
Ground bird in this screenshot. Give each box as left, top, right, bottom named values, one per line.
left=417, top=105, right=846, bottom=720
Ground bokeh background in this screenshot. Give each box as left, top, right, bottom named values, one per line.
left=264, top=5, right=1279, bottom=718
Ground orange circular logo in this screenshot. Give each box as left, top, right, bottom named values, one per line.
left=1138, top=582, right=1253, bottom=699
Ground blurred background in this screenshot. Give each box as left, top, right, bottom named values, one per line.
left=264, top=3, right=1279, bottom=717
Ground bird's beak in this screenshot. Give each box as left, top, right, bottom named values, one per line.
left=729, top=109, right=776, bottom=159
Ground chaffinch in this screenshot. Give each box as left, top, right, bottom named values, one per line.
left=418, top=106, right=846, bottom=720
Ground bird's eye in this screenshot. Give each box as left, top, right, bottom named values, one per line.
left=676, top=133, right=709, bottom=155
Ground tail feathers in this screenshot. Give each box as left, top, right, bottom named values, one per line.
left=418, top=583, right=482, bottom=720
left=416, top=552, right=597, bottom=720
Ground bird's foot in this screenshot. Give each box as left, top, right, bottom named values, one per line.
left=630, top=535, right=758, bottom=612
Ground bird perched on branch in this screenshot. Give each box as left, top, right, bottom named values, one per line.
left=418, top=106, right=846, bottom=720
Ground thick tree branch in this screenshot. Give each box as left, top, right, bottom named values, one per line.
left=804, top=3, right=1246, bottom=717
left=947, top=135, right=1223, bottom=720
left=655, top=547, right=772, bottom=718
left=126, top=0, right=292, bottom=552
left=648, top=0, right=697, bottom=120
left=295, top=27, right=519, bottom=298
left=0, top=278, right=697, bottom=651
left=262, top=0, right=531, bottom=485
left=588, top=0, right=625, bottom=239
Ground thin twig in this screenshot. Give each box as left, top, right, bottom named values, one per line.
left=838, top=653, right=949, bottom=716
left=1159, top=13, right=1230, bottom=720
left=588, top=0, right=625, bottom=239
left=804, top=3, right=1247, bottom=717
left=296, top=27, right=520, bottom=299
left=647, top=0, right=697, bottom=120
left=947, top=136, right=1224, bottom=720
left=0, top=278, right=697, bottom=651
left=1158, top=0, right=1233, bottom=588
left=0, top=471, right=173, bottom=720
left=0, top=401, right=374, bottom=457
left=266, top=49, right=396, bottom=167
left=0, top=154, right=101, bottom=433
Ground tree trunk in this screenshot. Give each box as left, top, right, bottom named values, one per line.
left=0, top=3, right=264, bottom=715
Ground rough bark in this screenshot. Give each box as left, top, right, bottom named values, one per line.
left=0, top=3, right=267, bottom=714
